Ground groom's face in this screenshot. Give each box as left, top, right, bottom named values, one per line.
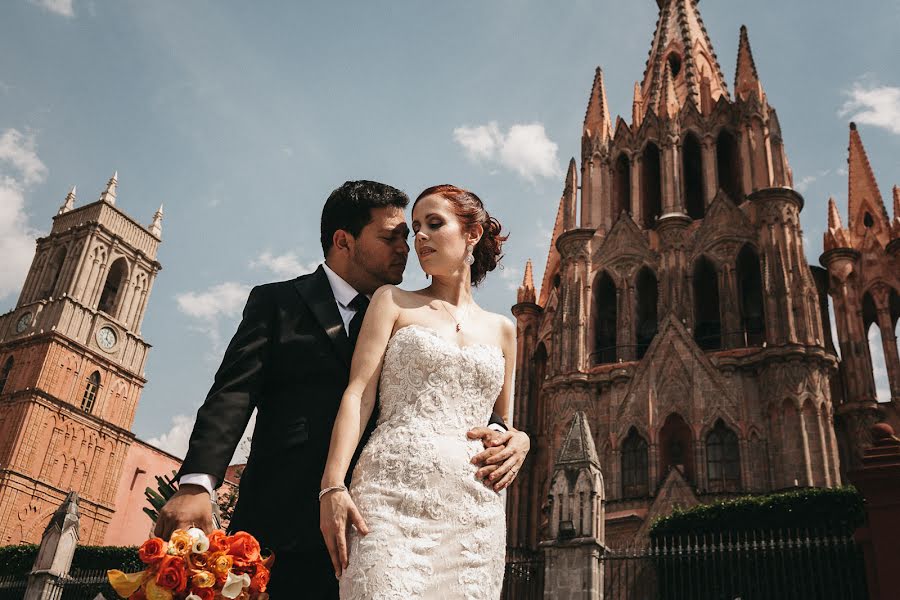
left=350, top=206, right=410, bottom=290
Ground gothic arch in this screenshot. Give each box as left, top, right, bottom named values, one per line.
left=635, top=267, right=658, bottom=359
left=612, top=153, right=631, bottom=219
left=621, top=426, right=649, bottom=498
left=659, top=412, right=694, bottom=483
left=641, top=142, right=663, bottom=228
left=592, top=271, right=617, bottom=364
left=81, top=371, right=100, bottom=414
left=737, top=244, right=765, bottom=346
left=715, top=128, right=742, bottom=203
left=705, top=419, right=741, bottom=492
left=693, top=255, right=721, bottom=350
left=97, top=257, right=130, bottom=316
left=801, top=398, right=826, bottom=486
left=0, top=356, right=13, bottom=395
left=683, top=132, right=705, bottom=219
left=40, top=246, right=68, bottom=299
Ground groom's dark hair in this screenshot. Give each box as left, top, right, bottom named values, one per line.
left=320, top=180, right=410, bottom=256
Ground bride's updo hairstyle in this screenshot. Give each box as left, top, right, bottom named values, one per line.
left=414, top=184, right=508, bottom=286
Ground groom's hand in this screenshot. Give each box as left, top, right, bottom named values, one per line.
left=153, top=484, right=214, bottom=540
left=468, top=427, right=531, bottom=492
left=320, top=490, right=369, bottom=578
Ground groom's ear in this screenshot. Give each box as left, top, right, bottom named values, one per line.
left=333, top=229, right=354, bottom=254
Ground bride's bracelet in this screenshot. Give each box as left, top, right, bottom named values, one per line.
left=318, top=485, right=348, bottom=501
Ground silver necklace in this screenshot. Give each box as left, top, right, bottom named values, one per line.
left=439, top=300, right=470, bottom=332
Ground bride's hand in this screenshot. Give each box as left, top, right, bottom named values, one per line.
left=320, top=489, right=369, bottom=578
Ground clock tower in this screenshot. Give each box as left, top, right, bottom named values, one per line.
left=0, top=173, right=162, bottom=544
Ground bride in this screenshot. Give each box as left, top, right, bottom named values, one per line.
left=319, top=184, right=514, bottom=599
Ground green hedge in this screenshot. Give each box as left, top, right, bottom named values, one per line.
left=0, top=544, right=141, bottom=577
left=649, top=486, right=866, bottom=539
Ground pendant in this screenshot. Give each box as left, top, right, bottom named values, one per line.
left=456, top=324, right=461, bottom=332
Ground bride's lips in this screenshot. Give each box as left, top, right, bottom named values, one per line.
left=418, top=246, right=436, bottom=257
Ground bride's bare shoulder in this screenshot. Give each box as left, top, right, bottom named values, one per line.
left=480, top=310, right=516, bottom=346
left=372, top=285, right=429, bottom=309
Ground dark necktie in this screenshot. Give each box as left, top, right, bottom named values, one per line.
left=348, top=293, right=370, bottom=347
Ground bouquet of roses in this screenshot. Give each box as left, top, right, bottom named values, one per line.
left=107, top=529, right=273, bottom=600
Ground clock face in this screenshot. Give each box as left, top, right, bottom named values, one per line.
left=96, top=326, right=117, bottom=350
left=15, top=312, right=32, bottom=333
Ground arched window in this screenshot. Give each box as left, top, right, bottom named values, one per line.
left=593, top=272, right=617, bottom=364
left=863, top=292, right=888, bottom=402
left=660, top=413, right=694, bottom=482
left=693, top=256, right=721, bottom=350
left=641, top=143, right=662, bottom=228
left=98, top=257, right=128, bottom=316
left=39, top=247, right=67, bottom=299
left=706, top=420, right=741, bottom=492
left=716, top=130, right=742, bottom=202
left=683, top=133, right=705, bottom=219
left=613, top=154, right=631, bottom=219
left=529, top=343, right=548, bottom=433
left=737, top=245, right=765, bottom=346
left=0, top=357, right=13, bottom=395
left=621, top=428, right=649, bottom=497
left=635, top=267, right=658, bottom=359
left=81, top=371, right=100, bottom=414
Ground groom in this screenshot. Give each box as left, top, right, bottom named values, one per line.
left=155, top=181, right=530, bottom=599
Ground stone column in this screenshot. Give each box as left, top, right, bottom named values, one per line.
left=701, top=137, right=717, bottom=207
left=542, top=412, right=608, bottom=600
left=849, top=423, right=900, bottom=600
left=24, top=492, right=80, bottom=600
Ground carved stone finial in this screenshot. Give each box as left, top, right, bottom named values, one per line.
left=149, top=204, right=164, bottom=238
left=58, top=185, right=76, bottom=215
left=99, top=171, right=118, bottom=205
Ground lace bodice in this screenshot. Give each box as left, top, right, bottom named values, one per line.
left=341, top=323, right=507, bottom=600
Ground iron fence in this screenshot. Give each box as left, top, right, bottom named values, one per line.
left=0, top=574, right=27, bottom=600
left=0, top=569, right=118, bottom=600
left=504, top=529, right=867, bottom=600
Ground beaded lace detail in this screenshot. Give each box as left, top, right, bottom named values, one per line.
left=340, top=324, right=506, bottom=600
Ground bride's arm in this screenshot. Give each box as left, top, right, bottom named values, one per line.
left=322, top=284, right=398, bottom=486
left=320, top=284, right=399, bottom=576
left=492, top=318, right=517, bottom=424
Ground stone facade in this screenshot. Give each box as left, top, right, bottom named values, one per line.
left=0, top=175, right=163, bottom=545
left=507, top=0, right=899, bottom=554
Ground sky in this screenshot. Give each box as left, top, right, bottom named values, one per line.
left=1, top=0, right=898, bottom=463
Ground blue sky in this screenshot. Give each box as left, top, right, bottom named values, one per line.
left=2, top=0, right=898, bottom=461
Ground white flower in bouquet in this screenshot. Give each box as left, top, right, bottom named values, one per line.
left=186, top=527, right=210, bottom=553
left=221, top=571, right=252, bottom=599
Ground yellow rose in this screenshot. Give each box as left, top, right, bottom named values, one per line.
left=106, top=569, right=148, bottom=597
left=191, top=570, right=216, bottom=589
left=207, top=551, right=233, bottom=581
left=168, top=529, right=193, bottom=556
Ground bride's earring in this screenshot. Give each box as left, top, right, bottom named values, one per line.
left=464, top=244, right=475, bottom=266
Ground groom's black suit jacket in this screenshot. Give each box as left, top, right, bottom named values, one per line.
left=178, top=265, right=505, bottom=554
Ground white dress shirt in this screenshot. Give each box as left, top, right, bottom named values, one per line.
left=180, top=263, right=503, bottom=495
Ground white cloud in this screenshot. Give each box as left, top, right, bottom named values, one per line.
left=840, top=81, right=900, bottom=135
left=147, top=411, right=257, bottom=465
left=250, top=251, right=319, bottom=279
left=794, top=169, right=832, bottom=194
left=0, top=129, right=47, bottom=302
left=176, top=281, right=250, bottom=321
left=497, top=264, right=523, bottom=292
left=868, top=326, right=892, bottom=402
left=29, top=0, right=74, bottom=18
left=453, top=121, right=563, bottom=183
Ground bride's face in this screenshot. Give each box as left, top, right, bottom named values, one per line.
left=411, top=195, right=477, bottom=278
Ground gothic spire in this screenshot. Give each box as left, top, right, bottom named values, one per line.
left=640, top=0, right=729, bottom=113
left=517, top=259, right=536, bottom=304
left=562, top=158, right=579, bottom=230
left=847, top=123, right=890, bottom=245
left=58, top=185, right=76, bottom=215
left=659, top=61, right=680, bottom=119
left=892, top=185, right=900, bottom=239
left=149, top=204, right=164, bottom=238
left=99, top=171, right=118, bottom=205
left=825, top=197, right=851, bottom=251
left=734, top=25, right=765, bottom=103
left=555, top=411, right=601, bottom=470
left=632, top=81, right=644, bottom=127
left=583, top=67, right=612, bottom=142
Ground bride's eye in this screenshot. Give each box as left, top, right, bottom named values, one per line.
left=429, top=220, right=442, bottom=230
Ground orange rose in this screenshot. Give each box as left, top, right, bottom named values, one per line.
left=207, top=550, right=234, bottom=582
left=154, top=556, right=187, bottom=593
left=139, top=538, right=168, bottom=564
left=168, top=530, right=193, bottom=556
left=207, top=530, right=228, bottom=552
left=249, top=564, right=270, bottom=593
left=225, top=531, right=261, bottom=567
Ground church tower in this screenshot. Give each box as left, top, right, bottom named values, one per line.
left=510, top=0, right=842, bottom=551
left=821, top=124, right=900, bottom=469
left=0, top=174, right=162, bottom=544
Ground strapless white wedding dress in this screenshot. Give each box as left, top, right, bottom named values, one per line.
left=340, top=324, right=507, bottom=600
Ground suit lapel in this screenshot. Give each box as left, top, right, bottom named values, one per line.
left=293, top=265, right=352, bottom=368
